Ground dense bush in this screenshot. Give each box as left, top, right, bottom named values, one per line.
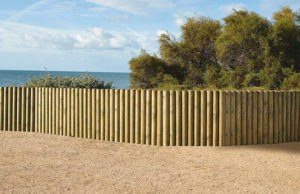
left=281, top=72, right=300, bottom=89
left=129, top=7, right=300, bottom=90
left=23, top=73, right=113, bottom=89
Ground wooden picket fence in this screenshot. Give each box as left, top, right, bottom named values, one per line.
left=0, top=87, right=299, bottom=146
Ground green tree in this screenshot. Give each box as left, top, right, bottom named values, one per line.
left=129, top=50, right=166, bottom=88
left=216, top=10, right=271, bottom=87
left=259, top=7, right=300, bottom=89
left=159, top=17, right=222, bottom=87
left=271, top=7, right=300, bottom=72
left=129, top=8, right=300, bottom=90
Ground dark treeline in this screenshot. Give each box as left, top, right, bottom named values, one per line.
left=129, top=7, right=300, bottom=90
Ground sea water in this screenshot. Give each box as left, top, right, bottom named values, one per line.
left=0, top=70, right=130, bottom=89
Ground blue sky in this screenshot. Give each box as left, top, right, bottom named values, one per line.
left=0, top=0, right=299, bottom=72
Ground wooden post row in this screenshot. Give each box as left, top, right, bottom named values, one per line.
left=0, top=87, right=299, bottom=146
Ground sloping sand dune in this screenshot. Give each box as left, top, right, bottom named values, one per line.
left=0, top=131, right=299, bottom=193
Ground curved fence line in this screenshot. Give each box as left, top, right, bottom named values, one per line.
left=0, top=87, right=299, bottom=146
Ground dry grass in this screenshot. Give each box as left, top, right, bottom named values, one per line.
left=0, top=131, right=299, bottom=193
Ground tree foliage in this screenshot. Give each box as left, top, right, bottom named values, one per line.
left=129, top=7, right=300, bottom=90
left=129, top=50, right=167, bottom=88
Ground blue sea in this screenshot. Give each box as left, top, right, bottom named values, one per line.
left=0, top=70, right=130, bottom=89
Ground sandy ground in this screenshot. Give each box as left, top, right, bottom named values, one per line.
left=0, top=131, right=299, bottom=194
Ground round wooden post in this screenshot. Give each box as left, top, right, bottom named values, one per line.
left=141, top=90, right=146, bottom=144
left=151, top=90, right=157, bottom=145
left=48, top=88, right=52, bottom=134
left=66, top=88, right=71, bottom=136
left=45, top=88, right=50, bottom=134
left=229, top=91, right=236, bottom=145
left=3, top=87, right=8, bottom=131
left=253, top=91, right=258, bottom=144
left=257, top=91, right=263, bottom=144
left=59, top=88, right=64, bottom=136
left=96, top=89, right=100, bottom=140
left=224, top=91, right=231, bottom=146
left=295, top=92, right=299, bottom=141
left=200, top=91, right=207, bottom=146
left=157, top=90, right=163, bottom=146
left=105, top=89, right=110, bottom=141
left=278, top=92, right=283, bottom=143
left=55, top=88, right=59, bottom=135
left=92, top=89, right=96, bottom=139
left=135, top=90, right=141, bottom=144
left=77, top=89, right=82, bottom=138
left=26, top=87, right=31, bottom=132
left=0, top=88, right=4, bottom=131
left=82, top=89, right=87, bottom=138
left=22, top=87, right=26, bottom=132
left=188, top=90, right=194, bottom=146
left=39, top=88, right=42, bottom=133
left=8, top=87, right=12, bottom=132
left=163, top=90, right=170, bottom=146
left=35, top=88, right=39, bottom=133
left=11, top=87, right=16, bottom=131
left=124, top=90, right=130, bottom=143
left=241, top=91, right=247, bottom=144
left=273, top=92, right=279, bottom=144
left=263, top=91, right=269, bottom=144
left=109, top=89, right=115, bottom=141
left=75, top=88, right=79, bottom=138
left=219, top=91, right=225, bottom=146
left=207, top=91, right=213, bottom=146
left=170, top=90, right=176, bottom=146
left=176, top=90, right=182, bottom=146
left=63, top=88, right=68, bottom=136
left=70, top=88, right=74, bottom=137
left=120, top=89, right=125, bottom=142
left=246, top=91, right=252, bottom=145
left=41, top=88, right=44, bottom=133
left=129, top=90, right=135, bottom=143
left=17, top=88, right=22, bottom=132
left=31, top=88, right=35, bottom=132
left=182, top=90, right=188, bottom=146
left=146, top=90, right=152, bottom=145
left=193, top=91, right=200, bottom=146
left=287, top=92, right=291, bottom=142
left=100, top=89, right=105, bottom=141
left=291, top=92, right=295, bottom=141
left=213, top=91, right=219, bottom=146
left=114, top=89, right=120, bottom=142
left=88, top=89, right=92, bottom=139
left=0, top=88, right=3, bottom=131
left=268, top=91, right=274, bottom=144
left=282, top=92, right=287, bottom=142
left=50, top=88, right=55, bottom=134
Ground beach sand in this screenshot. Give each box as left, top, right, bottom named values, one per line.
left=0, top=131, right=299, bottom=193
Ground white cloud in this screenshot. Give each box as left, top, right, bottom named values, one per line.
left=86, top=0, right=175, bottom=16
left=173, top=11, right=196, bottom=27
left=218, top=3, right=247, bottom=15
left=0, top=22, right=154, bottom=51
